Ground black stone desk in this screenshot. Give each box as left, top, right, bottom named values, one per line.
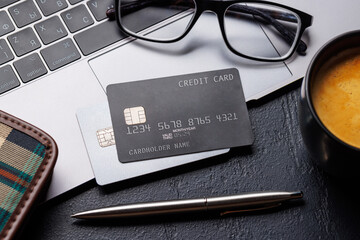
left=23, top=82, right=360, bottom=239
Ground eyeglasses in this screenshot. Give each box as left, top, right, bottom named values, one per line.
left=107, top=0, right=313, bottom=62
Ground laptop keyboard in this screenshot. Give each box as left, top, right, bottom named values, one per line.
left=0, top=0, right=127, bottom=95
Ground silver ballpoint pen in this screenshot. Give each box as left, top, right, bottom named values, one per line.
left=71, top=191, right=303, bottom=219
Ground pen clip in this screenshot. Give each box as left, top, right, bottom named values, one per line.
left=220, top=203, right=282, bottom=216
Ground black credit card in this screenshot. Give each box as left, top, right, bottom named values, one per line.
left=107, top=68, right=253, bottom=163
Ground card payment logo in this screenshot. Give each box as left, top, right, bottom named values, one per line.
left=124, top=106, right=146, bottom=125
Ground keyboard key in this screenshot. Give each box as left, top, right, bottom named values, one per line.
left=0, top=39, right=14, bottom=65
left=0, top=11, right=15, bottom=37
left=41, top=38, right=81, bottom=71
left=74, top=20, right=126, bottom=55
left=13, top=53, right=47, bottom=83
left=8, top=28, right=41, bottom=57
left=0, top=65, right=20, bottom=95
left=61, top=4, right=94, bottom=33
left=87, top=0, right=114, bottom=21
left=35, top=16, right=68, bottom=44
left=68, top=0, right=83, bottom=5
left=9, top=1, right=42, bottom=28
left=0, top=0, right=19, bottom=8
left=35, top=0, right=68, bottom=16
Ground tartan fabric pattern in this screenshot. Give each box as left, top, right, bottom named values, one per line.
left=0, top=122, right=46, bottom=232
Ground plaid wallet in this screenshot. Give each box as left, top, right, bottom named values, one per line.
left=0, top=110, right=58, bottom=240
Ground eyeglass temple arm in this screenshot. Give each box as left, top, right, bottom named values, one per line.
left=106, top=1, right=307, bottom=54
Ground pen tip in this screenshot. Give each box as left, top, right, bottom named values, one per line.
left=71, top=211, right=95, bottom=219
left=290, top=191, right=303, bottom=199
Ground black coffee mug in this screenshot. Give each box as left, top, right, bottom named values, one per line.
left=299, top=30, right=360, bottom=177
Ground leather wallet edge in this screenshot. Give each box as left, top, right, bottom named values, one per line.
left=0, top=110, right=58, bottom=240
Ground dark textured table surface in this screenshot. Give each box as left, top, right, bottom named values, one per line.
left=23, top=82, right=360, bottom=239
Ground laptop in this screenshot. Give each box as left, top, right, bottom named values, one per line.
left=0, top=0, right=359, bottom=200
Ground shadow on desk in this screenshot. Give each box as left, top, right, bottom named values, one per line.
left=246, top=78, right=303, bottom=109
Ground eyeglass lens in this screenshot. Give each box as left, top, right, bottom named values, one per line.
left=224, top=3, right=300, bottom=60
left=119, top=0, right=196, bottom=40
left=118, top=0, right=301, bottom=60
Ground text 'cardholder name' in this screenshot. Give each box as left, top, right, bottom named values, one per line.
left=107, top=68, right=254, bottom=163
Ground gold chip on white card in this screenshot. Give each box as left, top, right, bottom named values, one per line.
left=123, top=106, right=146, bottom=125
left=96, top=127, right=115, bottom=147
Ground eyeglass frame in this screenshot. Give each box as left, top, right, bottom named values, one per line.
left=113, top=0, right=313, bottom=62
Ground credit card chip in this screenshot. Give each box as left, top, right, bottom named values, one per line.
left=124, top=106, right=146, bottom=125
left=96, top=127, right=115, bottom=147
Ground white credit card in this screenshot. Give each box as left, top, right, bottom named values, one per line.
left=76, top=102, right=229, bottom=186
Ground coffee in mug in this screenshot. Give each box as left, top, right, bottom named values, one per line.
left=311, top=48, right=360, bottom=149
left=299, top=30, right=360, bottom=177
